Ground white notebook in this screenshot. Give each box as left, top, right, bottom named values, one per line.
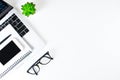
left=0, top=24, right=32, bottom=78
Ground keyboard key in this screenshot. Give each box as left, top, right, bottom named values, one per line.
left=16, top=22, right=23, bottom=28
left=16, top=19, right=20, bottom=23
left=24, top=28, right=29, bottom=33
left=20, top=31, right=26, bottom=37
left=12, top=15, right=17, bottom=20
left=9, top=20, right=13, bottom=24
left=12, top=22, right=17, bottom=26
left=17, top=25, right=25, bottom=33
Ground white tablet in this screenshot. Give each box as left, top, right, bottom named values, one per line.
left=0, top=38, right=23, bottom=65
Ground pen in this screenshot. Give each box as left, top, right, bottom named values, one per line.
left=0, top=34, right=12, bottom=45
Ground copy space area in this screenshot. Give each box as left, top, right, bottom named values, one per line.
left=5, top=0, right=120, bottom=80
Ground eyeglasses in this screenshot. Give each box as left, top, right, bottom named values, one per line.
left=27, top=51, right=53, bottom=75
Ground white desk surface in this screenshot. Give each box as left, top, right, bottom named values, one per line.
left=3, top=0, right=120, bottom=80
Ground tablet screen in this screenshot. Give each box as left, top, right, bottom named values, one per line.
left=0, top=41, right=21, bottom=65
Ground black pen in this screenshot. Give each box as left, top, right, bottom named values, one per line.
left=0, top=34, right=12, bottom=45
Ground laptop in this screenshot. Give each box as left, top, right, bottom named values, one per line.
left=0, top=0, right=46, bottom=78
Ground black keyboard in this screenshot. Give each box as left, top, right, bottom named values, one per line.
left=0, top=14, right=29, bottom=37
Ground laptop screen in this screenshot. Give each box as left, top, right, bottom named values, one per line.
left=0, top=0, right=13, bottom=20
left=0, top=1, right=9, bottom=14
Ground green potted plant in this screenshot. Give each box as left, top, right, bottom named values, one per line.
left=21, top=2, right=36, bottom=17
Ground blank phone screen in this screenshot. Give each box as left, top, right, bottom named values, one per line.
left=0, top=41, right=21, bottom=65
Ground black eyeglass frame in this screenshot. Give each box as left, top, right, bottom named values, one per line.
left=27, top=51, right=53, bottom=75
